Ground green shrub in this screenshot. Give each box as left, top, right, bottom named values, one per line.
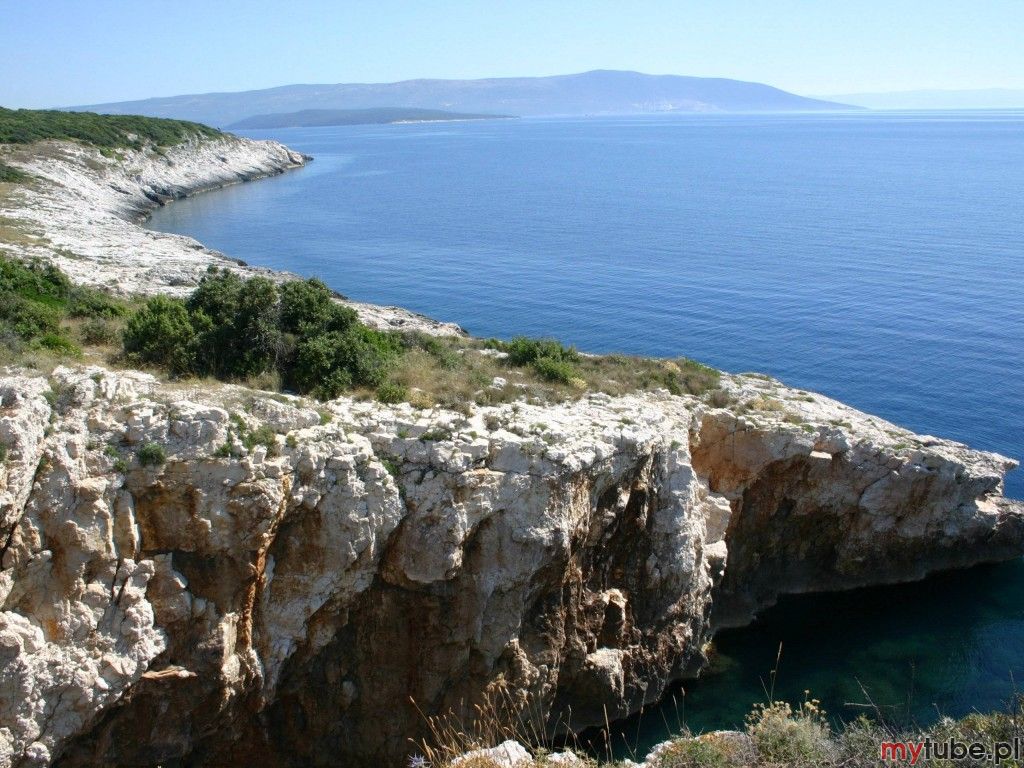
left=123, top=295, right=196, bottom=374
left=138, top=442, right=166, bottom=467
left=530, top=356, right=578, bottom=384
left=242, top=424, right=277, bottom=453
left=187, top=270, right=280, bottom=379
left=36, top=332, right=80, bottom=355
left=0, top=444, right=8, bottom=462
left=114, top=269, right=409, bottom=400
left=279, top=278, right=355, bottom=334
left=0, top=294, right=62, bottom=339
left=0, top=106, right=220, bottom=149
left=0, top=162, right=29, bottom=183
left=79, top=318, right=119, bottom=345
left=292, top=325, right=399, bottom=397
left=0, top=256, right=76, bottom=347
left=497, top=336, right=583, bottom=386
left=676, top=359, right=721, bottom=396
left=504, top=336, right=579, bottom=366
left=0, top=256, right=124, bottom=358
left=0, top=256, right=71, bottom=302
left=67, top=287, right=128, bottom=319
left=376, top=381, right=408, bottom=404
left=405, top=332, right=461, bottom=370
left=419, top=428, right=453, bottom=442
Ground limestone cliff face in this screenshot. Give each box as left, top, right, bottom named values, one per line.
left=0, top=366, right=1019, bottom=767
left=1, top=135, right=1022, bottom=766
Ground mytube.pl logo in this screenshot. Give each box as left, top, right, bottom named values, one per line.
left=881, top=737, right=1023, bottom=765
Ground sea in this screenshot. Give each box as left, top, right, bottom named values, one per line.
left=147, top=111, right=1024, bottom=753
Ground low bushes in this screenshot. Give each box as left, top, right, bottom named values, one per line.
left=493, top=336, right=582, bottom=384
left=425, top=696, right=1024, bottom=768
left=0, top=162, right=29, bottom=183
left=137, top=442, right=166, bottom=467
left=2, top=256, right=726, bottom=408
left=0, top=254, right=129, bottom=357
left=744, top=700, right=833, bottom=765
left=123, top=267, right=401, bottom=399
left=0, top=106, right=220, bottom=150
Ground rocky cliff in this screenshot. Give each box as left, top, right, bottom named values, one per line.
left=0, top=366, right=1019, bottom=767
left=0, top=135, right=1022, bottom=767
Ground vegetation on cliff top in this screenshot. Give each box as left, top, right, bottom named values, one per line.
left=0, top=161, right=30, bottom=183
left=124, top=267, right=400, bottom=399
left=123, top=268, right=722, bottom=405
left=228, top=107, right=513, bottom=130
left=0, top=254, right=131, bottom=360
left=421, top=691, right=1024, bottom=767
left=0, top=106, right=220, bottom=150
left=1, top=256, right=723, bottom=407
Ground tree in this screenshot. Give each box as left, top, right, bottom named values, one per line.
left=231, top=276, right=281, bottom=378
left=123, top=296, right=195, bottom=374
left=279, top=278, right=356, bottom=334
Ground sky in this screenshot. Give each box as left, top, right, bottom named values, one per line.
left=2, top=0, right=1023, bottom=108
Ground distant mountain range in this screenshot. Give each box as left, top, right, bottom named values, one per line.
left=228, top=107, right=511, bottom=130
left=71, top=70, right=854, bottom=127
left=822, top=88, right=1024, bottom=110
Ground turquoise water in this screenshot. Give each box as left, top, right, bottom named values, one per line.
left=146, top=112, right=1024, bottom=743
left=612, top=559, right=1024, bottom=756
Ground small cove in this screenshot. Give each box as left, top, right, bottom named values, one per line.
left=146, top=112, right=1024, bottom=752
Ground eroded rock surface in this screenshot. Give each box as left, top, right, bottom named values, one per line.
left=0, top=366, right=1019, bottom=767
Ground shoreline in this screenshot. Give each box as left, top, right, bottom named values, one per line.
left=0, top=134, right=465, bottom=336
left=2, top=132, right=1024, bottom=766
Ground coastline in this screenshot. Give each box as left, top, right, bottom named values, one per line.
left=1, top=132, right=1023, bottom=766
left=0, top=134, right=465, bottom=336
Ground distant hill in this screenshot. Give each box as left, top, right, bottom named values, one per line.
left=228, top=107, right=512, bottom=129
left=822, top=88, right=1024, bottom=110
left=71, top=70, right=854, bottom=127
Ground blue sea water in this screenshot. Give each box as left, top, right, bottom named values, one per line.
left=147, top=112, right=1024, bottom=749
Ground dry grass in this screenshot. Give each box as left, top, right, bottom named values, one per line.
left=0, top=344, right=71, bottom=375
left=366, top=335, right=725, bottom=412
left=0, top=306, right=135, bottom=376
left=746, top=396, right=786, bottom=413
left=415, top=691, right=1024, bottom=768
left=0, top=216, right=48, bottom=249
left=449, top=757, right=508, bottom=768
left=575, top=354, right=720, bottom=399
left=409, top=682, right=606, bottom=768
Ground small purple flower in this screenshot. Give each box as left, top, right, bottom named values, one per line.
left=408, top=755, right=429, bottom=768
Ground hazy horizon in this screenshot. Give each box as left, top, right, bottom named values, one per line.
left=3, top=0, right=1023, bottom=109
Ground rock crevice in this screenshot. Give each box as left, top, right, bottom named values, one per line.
left=0, top=366, right=1018, bottom=767
left=0, top=135, right=1021, bottom=766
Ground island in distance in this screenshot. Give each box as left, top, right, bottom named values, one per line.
left=72, top=70, right=856, bottom=127
left=228, top=107, right=513, bottom=130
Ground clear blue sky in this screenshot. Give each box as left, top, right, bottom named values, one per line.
left=3, top=0, right=1022, bottom=108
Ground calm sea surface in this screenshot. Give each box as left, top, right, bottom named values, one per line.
left=148, top=113, right=1024, bottom=752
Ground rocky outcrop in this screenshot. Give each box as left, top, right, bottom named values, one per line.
left=1, top=134, right=1022, bottom=766
left=0, top=136, right=463, bottom=337
left=0, top=366, right=1019, bottom=767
